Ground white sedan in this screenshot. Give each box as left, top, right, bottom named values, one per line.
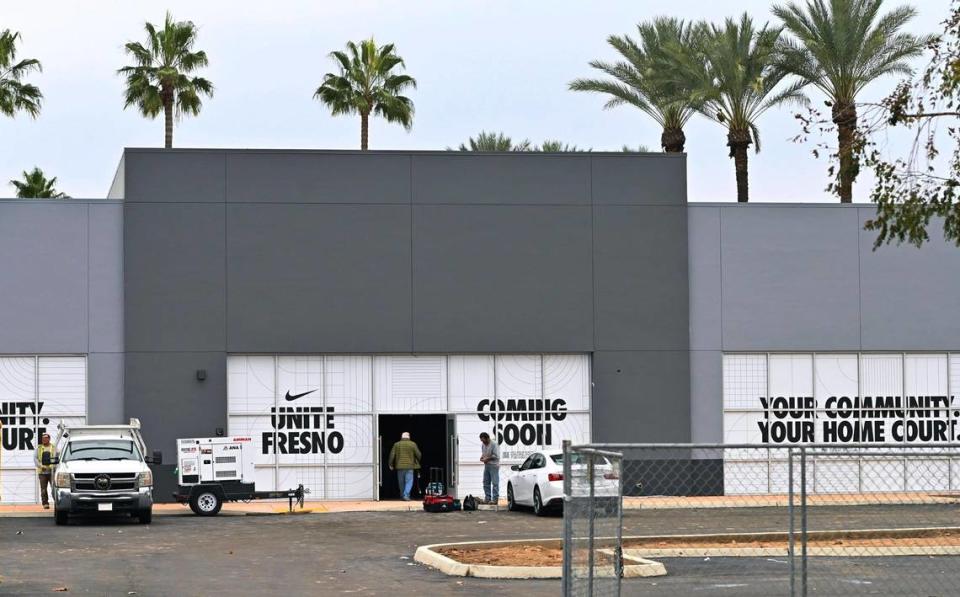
left=506, top=450, right=619, bottom=516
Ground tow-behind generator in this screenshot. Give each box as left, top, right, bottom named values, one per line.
left=174, top=437, right=307, bottom=516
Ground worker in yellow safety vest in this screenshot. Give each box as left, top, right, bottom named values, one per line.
left=35, top=433, right=56, bottom=509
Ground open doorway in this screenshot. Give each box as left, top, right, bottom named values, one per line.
left=378, top=414, right=448, bottom=500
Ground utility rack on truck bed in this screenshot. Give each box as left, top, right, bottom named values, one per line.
left=174, top=437, right=309, bottom=516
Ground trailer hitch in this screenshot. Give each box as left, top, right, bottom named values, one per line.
left=288, top=483, right=311, bottom=512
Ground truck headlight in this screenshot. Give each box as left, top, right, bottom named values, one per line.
left=55, top=471, right=71, bottom=487
left=138, top=470, right=153, bottom=487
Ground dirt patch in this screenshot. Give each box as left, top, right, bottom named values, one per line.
left=437, top=545, right=564, bottom=567
left=436, top=529, right=960, bottom=566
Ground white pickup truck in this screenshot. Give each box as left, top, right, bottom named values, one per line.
left=46, top=418, right=162, bottom=525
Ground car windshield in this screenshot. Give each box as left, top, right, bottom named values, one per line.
left=550, top=453, right=611, bottom=466
left=62, top=439, right=141, bottom=462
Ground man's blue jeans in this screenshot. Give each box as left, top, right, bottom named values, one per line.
left=397, top=469, right=414, bottom=499
left=483, top=462, right=500, bottom=502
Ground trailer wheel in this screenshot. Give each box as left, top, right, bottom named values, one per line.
left=191, top=490, right=222, bottom=516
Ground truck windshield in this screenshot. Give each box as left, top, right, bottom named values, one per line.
left=62, top=440, right=141, bottom=462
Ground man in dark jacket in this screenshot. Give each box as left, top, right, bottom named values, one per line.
left=388, top=432, right=422, bottom=501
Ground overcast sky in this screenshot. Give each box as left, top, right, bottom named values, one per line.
left=1, top=0, right=949, bottom=200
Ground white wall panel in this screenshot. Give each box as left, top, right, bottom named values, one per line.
left=1, top=356, right=87, bottom=504
left=722, top=354, right=766, bottom=410
left=324, top=356, right=372, bottom=413
left=0, top=469, right=35, bottom=504
left=227, top=356, right=274, bottom=415
left=38, top=357, right=86, bottom=415
left=326, top=466, right=374, bottom=499
left=543, top=355, right=590, bottom=412
left=448, top=355, right=494, bottom=413
left=374, top=355, right=447, bottom=412
left=495, top=355, right=542, bottom=400
left=324, top=415, right=372, bottom=465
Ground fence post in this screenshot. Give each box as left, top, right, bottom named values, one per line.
left=587, top=451, right=596, bottom=596
left=561, top=439, right=571, bottom=596
left=800, top=446, right=808, bottom=597
left=788, top=447, right=795, bottom=597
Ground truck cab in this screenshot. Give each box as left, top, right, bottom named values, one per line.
left=48, top=418, right=161, bottom=525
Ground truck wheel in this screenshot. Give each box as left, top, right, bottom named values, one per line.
left=191, top=491, right=222, bottom=516
left=138, top=508, right=152, bottom=524
left=54, top=509, right=68, bottom=526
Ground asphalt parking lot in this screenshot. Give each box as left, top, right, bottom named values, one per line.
left=2, top=504, right=960, bottom=596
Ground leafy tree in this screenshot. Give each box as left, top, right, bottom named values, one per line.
left=0, top=30, right=42, bottom=119
left=680, top=15, right=808, bottom=202
left=315, top=38, right=416, bottom=150
left=570, top=17, right=700, bottom=153
left=844, top=1, right=960, bottom=246
left=774, top=0, right=931, bottom=203
left=118, top=12, right=214, bottom=148
left=453, top=131, right=532, bottom=151
left=10, top=167, right=68, bottom=198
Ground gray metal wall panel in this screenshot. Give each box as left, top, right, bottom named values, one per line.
left=124, top=351, right=227, bottom=457
left=689, top=350, right=722, bottom=443
left=688, top=207, right=722, bottom=351
left=720, top=207, right=861, bottom=351
left=594, top=206, right=689, bottom=350
left=124, top=151, right=225, bottom=203
left=89, top=203, right=124, bottom=353
left=858, top=209, right=960, bottom=350
left=87, top=352, right=124, bottom=424
left=0, top=202, right=88, bottom=353
left=591, top=155, right=687, bottom=205
left=225, top=152, right=411, bottom=204
left=411, top=154, right=591, bottom=205
left=591, top=351, right=691, bottom=443
left=411, top=205, right=594, bottom=352
left=226, top=204, right=413, bottom=353
left=123, top=203, right=226, bottom=352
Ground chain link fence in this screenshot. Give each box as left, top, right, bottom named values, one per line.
left=562, top=443, right=960, bottom=596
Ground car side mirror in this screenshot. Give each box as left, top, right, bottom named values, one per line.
left=41, top=452, right=58, bottom=466
left=510, top=464, right=520, bottom=471
left=147, top=450, right=163, bottom=465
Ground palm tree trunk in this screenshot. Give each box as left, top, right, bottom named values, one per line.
left=727, top=129, right=752, bottom=203
left=661, top=127, right=686, bottom=153
left=163, top=92, right=174, bottom=149
left=360, top=112, right=369, bottom=151
left=833, top=102, right=858, bottom=203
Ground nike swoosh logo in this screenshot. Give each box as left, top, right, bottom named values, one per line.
left=285, top=389, right=317, bottom=402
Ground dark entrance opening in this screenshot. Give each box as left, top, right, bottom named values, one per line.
left=378, top=414, right=448, bottom=500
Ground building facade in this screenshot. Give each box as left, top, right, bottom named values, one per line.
left=0, top=149, right=957, bottom=503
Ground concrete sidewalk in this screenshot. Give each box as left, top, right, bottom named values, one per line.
left=0, top=498, right=505, bottom=517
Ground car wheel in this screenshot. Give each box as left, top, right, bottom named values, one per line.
left=191, top=491, right=222, bottom=516
left=507, top=483, right=518, bottom=511
left=54, top=508, right=68, bottom=526
left=533, top=486, right=545, bottom=517
left=138, top=508, right=152, bottom=524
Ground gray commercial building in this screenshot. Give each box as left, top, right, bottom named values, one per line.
left=2, top=148, right=959, bottom=503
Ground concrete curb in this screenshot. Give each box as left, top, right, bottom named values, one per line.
left=413, top=537, right=666, bottom=579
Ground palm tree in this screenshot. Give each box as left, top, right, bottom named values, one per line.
left=569, top=17, right=700, bottom=153
left=314, top=38, right=416, bottom=150
left=537, top=140, right=589, bottom=152
left=10, top=167, right=68, bottom=198
left=453, top=131, right=532, bottom=151
left=773, top=0, right=930, bottom=203
left=681, top=15, right=808, bottom=202
left=118, top=12, right=213, bottom=148
left=0, top=30, right=42, bottom=119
